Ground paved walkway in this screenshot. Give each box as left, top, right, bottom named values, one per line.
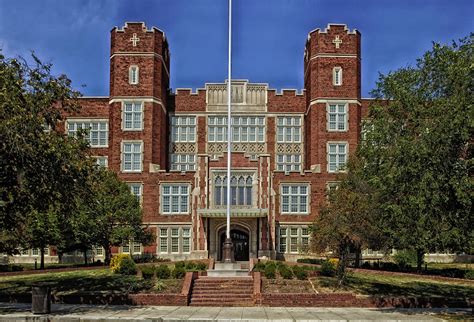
left=0, top=303, right=471, bottom=321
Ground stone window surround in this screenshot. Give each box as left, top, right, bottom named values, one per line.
left=157, top=226, right=192, bottom=254
left=326, top=102, right=349, bottom=132
left=280, top=182, right=311, bottom=215
left=121, top=101, right=144, bottom=131
left=66, top=118, right=109, bottom=148
left=93, top=155, right=108, bottom=168
left=278, top=225, right=311, bottom=254
left=276, top=116, right=302, bottom=143
left=327, top=141, right=348, bottom=173
left=129, top=65, right=139, bottom=85
left=209, top=169, right=258, bottom=209
left=207, top=115, right=266, bottom=143
left=333, top=66, right=342, bottom=86
left=159, top=182, right=191, bottom=215
left=121, top=140, right=143, bottom=173
left=127, top=182, right=143, bottom=205
left=120, top=241, right=142, bottom=255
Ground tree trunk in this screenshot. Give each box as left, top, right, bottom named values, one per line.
left=40, top=247, right=45, bottom=269
left=337, top=243, right=349, bottom=287
left=354, top=245, right=361, bottom=268
left=83, top=248, right=88, bottom=265
left=416, top=249, right=424, bottom=273
left=57, top=251, right=63, bottom=264
left=104, top=245, right=112, bottom=265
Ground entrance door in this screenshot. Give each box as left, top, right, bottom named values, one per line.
left=220, top=229, right=249, bottom=261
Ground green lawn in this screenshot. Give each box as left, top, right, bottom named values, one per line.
left=314, top=272, right=474, bottom=299
left=0, top=268, right=182, bottom=296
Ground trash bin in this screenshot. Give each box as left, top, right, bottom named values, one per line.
left=32, top=285, right=51, bottom=314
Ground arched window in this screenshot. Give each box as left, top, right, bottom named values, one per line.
left=214, top=175, right=253, bottom=206
left=129, top=65, right=139, bottom=85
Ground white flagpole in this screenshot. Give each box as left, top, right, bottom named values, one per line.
left=226, top=0, right=232, bottom=241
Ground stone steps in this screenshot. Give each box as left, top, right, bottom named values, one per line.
left=189, top=277, right=255, bottom=307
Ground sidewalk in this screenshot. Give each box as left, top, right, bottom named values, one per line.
left=0, top=302, right=471, bottom=321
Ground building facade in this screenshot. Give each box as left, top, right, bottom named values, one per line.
left=61, top=22, right=370, bottom=262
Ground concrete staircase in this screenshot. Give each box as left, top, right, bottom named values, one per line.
left=207, top=262, right=249, bottom=277
left=189, top=276, right=254, bottom=306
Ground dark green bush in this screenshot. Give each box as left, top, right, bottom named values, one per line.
left=140, top=265, right=155, bottom=279
left=278, top=265, right=293, bottom=279
left=174, top=261, right=185, bottom=269
left=184, top=261, right=196, bottom=271
left=156, top=264, right=171, bottom=279
left=292, top=266, right=308, bottom=280
left=393, top=250, right=417, bottom=269
left=0, top=264, right=24, bottom=272
left=361, top=261, right=371, bottom=269
left=172, top=266, right=186, bottom=279
left=296, top=258, right=325, bottom=265
left=320, top=260, right=336, bottom=277
left=110, top=254, right=137, bottom=275
left=195, top=262, right=208, bottom=271
left=465, top=270, right=474, bottom=280
left=264, top=263, right=276, bottom=279
left=253, top=261, right=266, bottom=272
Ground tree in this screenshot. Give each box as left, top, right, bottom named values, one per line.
left=360, top=35, right=473, bottom=271
left=0, top=52, right=90, bottom=267
left=311, top=158, right=383, bottom=286
left=75, top=168, right=154, bottom=264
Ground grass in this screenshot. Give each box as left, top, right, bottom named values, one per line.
left=314, top=272, right=474, bottom=299
left=0, top=268, right=182, bottom=296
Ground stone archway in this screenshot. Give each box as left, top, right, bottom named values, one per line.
left=217, top=224, right=250, bottom=261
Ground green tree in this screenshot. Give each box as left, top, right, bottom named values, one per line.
left=360, top=35, right=473, bottom=271
left=76, top=168, right=153, bottom=264
left=311, top=158, right=383, bottom=286
left=0, top=52, right=90, bottom=268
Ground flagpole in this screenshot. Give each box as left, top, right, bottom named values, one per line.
left=223, top=0, right=234, bottom=263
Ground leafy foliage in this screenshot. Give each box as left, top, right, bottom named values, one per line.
left=110, top=254, right=137, bottom=275
left=140, top=266, right=155, bottom=279
left=172, top=266, right=186, bottom=279
left=291, top=266, right=308, bottom=280
left=320, top=260, right=336, bottom=277
left=156, top=264, right=171, bottom=279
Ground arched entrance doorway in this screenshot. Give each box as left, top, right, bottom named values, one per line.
left=219, top=229, right=249, bottom=261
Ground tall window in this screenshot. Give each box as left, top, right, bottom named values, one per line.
left=327, top=104, right=347, bottom=131
left=161, top=184, right=189, bottom=214
left=214, top=175, right=252, bottom=206
left=276, top=154, right=301, bottom=172
left=277, top=116, right=301, bottom=143
left=208, top=116, right=265, bottom=142
left=94, top=156, right=108, bottom=168
left=123, top=102, right=143, bottom=130
left=128, top=183, right=143, bottom=204
left=122, top=141, right=143, bottom=172
left=278, top=226, right=310, bottom=254
left=327, top=143, right=347, bottom=172
left=333, top=67, right=342, bottom=86
left=129, top=65, right=139, bottom=85
left=158, top=227, right=191, bottom=254
left=171, top=116, right=196, bottom=142
left=121, top=240, right=141, bottom=254
left=67, top=120, right=108, bottom=147
left=281, top=184, right=309, bottom=214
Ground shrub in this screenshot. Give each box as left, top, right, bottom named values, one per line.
left=361, top=261, right=371, bottom=269
left=141, top=265, right=155, bottom=279
left=174, top=261, right=185, bottom=269
left=297, top=258, right=325, bottom=265
left=393, top=250, right=417, bottom=269
left=278, top=264, right=293, bottom=279
left=292, top=266, right=308, bottom=280
left=0, top=264, right=24, bottom=272
left=195, top=262, right=208, bottom=271
left=380, top=262, right=400, bottom=272
left=465, top=270, right=474, bottom=280
left=253, top=261, right=266, bottom=272
left=172, top=266, right=186, bottom=279
left=264, top=263, right=276, bottom=279
left=156, top=264, right=171, bottom=279
left=185, top=261, right=196, bottom=271
left=110, top=254, right=137, bottom=275
left=320, top=260, right=336, bottom=277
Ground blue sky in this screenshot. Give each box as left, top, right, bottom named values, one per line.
left=0, top=0, right=472, bottom=97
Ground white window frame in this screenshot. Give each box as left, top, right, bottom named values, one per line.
left=121, top=141, right=143, bottom=173
left=280, top=184, right=310, bottom=214
left=160, top=183, right=190, bottom=215
left=208, top=116, right=265, bottom=143
left=278, top=226, right=311, bottom=254
left=121, top=240, right=142, bottom=255
left=276, top=116, right=302, bottom=143
left=327, top=142, right=348, bottom=173
left=66, top=119, right=109, bottom=148
left=93, top=156, right=108, bottom=168
left=158, top=227, right=192, bottom=254
left=127, top=182, right=143, bottom=205
left=170, top=116, right=196, bottom=143
left=327, top=103, right=348, bottom=132
left=129, top=65, right=139, bottom=85
left=170, top=154, right=196, bottom=172
left=333, top=66, right=342, bottom=86
left=122, top=101, right=143, bottom=131
left=276, top=154, right=302, bottom=172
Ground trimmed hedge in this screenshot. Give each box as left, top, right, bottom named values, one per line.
left=156, top=264, right=171, bottom=279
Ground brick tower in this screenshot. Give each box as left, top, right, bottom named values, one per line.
left=303, top=24, right=361, bottom=175
left=108, top=22, right=170, bottom=174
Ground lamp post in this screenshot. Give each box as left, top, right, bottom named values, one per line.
left=222, top=0, right=234, bottom=263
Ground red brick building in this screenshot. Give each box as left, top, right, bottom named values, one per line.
left=62, top=22, right=371, bottom=262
